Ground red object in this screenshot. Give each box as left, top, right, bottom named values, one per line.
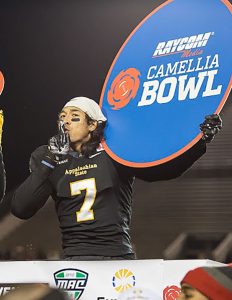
left=0, top=71, right=4, bottom=95
left=163, top=285, right=181, bottom=300
left=181, top=267, right=232, bottom=300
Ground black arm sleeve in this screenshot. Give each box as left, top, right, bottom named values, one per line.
left=11, top=146, right=54, bottom=219
left=133, top=139, right=207, bottom=182
left=0, top=151, right=6, bottom=202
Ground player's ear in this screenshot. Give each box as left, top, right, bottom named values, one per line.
left=89, top=120, right=98, bottom=132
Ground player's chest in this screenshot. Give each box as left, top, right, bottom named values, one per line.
left=49, top=155, right=118, bottom=198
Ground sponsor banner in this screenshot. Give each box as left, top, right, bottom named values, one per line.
left=0, top=260, right=163, bottom=299
left=0, top=259, right=225, bottom=300
left=50, top=260, right=163, bottom=300
left=100, top=0, right=232, bottom=167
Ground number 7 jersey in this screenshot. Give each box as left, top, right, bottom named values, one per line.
left=12, top=139, right=206, bottom=257
left=34, top=146, right=135, bottom=257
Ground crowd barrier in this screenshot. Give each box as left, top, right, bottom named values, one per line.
left=0, top=259, right=224, bottom=299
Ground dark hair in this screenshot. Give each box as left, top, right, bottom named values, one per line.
left=81, top=114, right=106, bottom=157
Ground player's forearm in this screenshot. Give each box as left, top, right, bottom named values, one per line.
left=166, top=138, right=207, bottom=179
left=0, top=151, right=6, bottom=202
left=134, top=139, right=206, bottom=182
left=11, top=172, right=53, bottom=219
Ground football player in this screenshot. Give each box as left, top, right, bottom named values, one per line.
left=11, top=97, right=222, bottom=260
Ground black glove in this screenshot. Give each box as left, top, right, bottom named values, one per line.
left=200, top=114, right=222, bottom=143
left=47, top=121, right=70, bottom=164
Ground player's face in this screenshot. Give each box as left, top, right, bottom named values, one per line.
left=176, top=284, right=209, bottom=300
left=59, top=106, right=97, bottom=151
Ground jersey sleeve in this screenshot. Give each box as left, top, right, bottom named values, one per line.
left=29, top=145, right=56, bottom=176
left=11, top=146, right=54, bottom=219
left=133, top=139, right=206, bottom=182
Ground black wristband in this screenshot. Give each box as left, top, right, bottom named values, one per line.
left=29, top=148, right=56, bottom=179
left=41, top=150, right=57, bottom=169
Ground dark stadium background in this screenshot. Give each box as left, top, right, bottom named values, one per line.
left=0, top=0, right=231, bottom=261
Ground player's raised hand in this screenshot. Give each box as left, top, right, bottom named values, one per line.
left=48, top=120, right=70, bottom=156
left=200, top=114, right=222, bottom=143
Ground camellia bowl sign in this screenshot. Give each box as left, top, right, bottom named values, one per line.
left=100, top=0, right=232, bottom=167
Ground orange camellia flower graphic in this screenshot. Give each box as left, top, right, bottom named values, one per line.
left=107, top=68, right=140, bottom=110
left=163, top=285, right=181, bottom=300
left=0, top=71, right=4, bottom=95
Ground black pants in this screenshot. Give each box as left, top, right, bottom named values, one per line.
left=64, top=253, right=136, bottom=261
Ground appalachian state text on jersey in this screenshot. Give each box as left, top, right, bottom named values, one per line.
left=19, top=146, right=134, bottom=257
left=11, top=140, right=206, bottom=257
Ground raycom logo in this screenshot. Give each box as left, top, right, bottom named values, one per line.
left=163, top=285, right=181, bottom=300
left=153, top=32, right=213, bottom=57
left=54, top=269, right=88, bottom=300
left=108, top=68, right=140, bottom=110
left=112, top=268, right=136, bottom=293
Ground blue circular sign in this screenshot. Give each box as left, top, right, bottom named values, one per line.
left=100, top=0, right=232, bottom=167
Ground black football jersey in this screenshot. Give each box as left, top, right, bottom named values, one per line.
left=11, top=139, right=206, bottom=258
left=34, top=146, right=135, bottom=257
